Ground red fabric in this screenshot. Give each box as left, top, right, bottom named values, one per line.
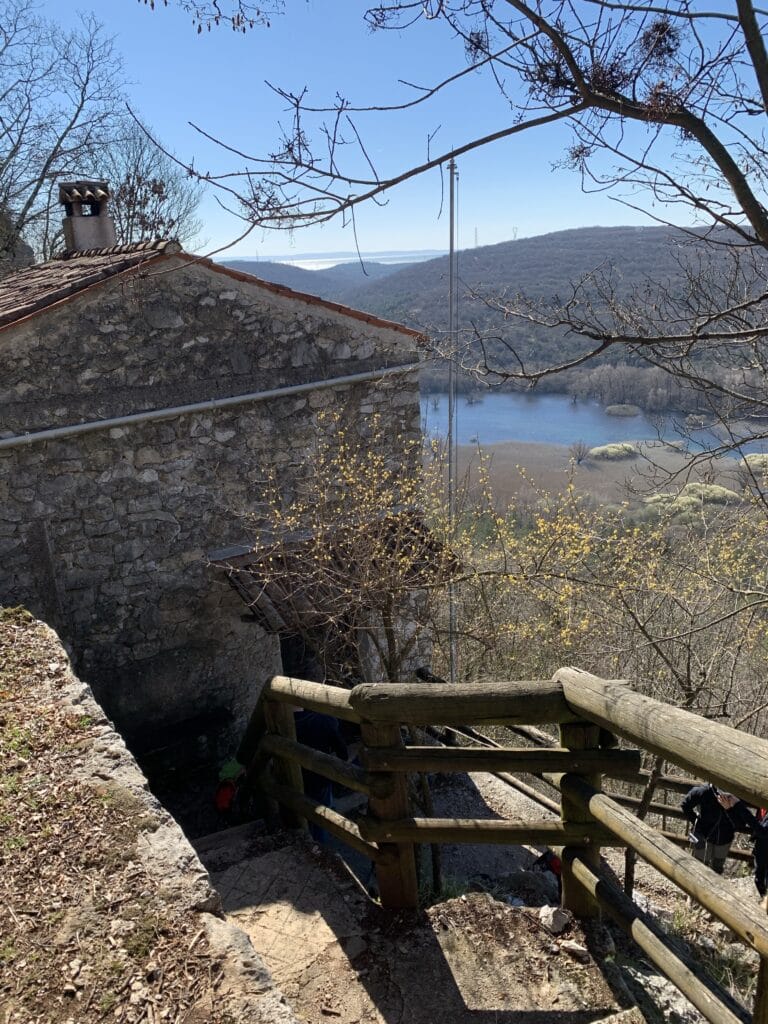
left=215, top=779, right=237, bottom=813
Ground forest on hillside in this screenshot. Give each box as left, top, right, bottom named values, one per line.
left=225, top=225, right=754, bottom=415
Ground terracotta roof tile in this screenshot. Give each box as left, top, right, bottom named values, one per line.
left=0, top=240, right=180, bottom=329
left=0, top=240, right=423, bottom=341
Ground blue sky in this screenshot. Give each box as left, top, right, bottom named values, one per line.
left=41, top=1, right=664, bottom=260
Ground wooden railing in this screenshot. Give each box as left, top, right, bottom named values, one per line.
left=241, top=668, right=768, bottom=1024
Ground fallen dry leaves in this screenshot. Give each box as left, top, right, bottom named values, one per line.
left=0, top=607, right=229, bottom=1023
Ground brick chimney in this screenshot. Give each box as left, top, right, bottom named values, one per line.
left=59, top=180, right=116, bottom=253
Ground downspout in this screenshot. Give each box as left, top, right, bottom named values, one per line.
left=0, top=362, right=420, bottom=452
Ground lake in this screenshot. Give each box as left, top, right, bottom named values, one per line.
left=420, top=391, right=762, bottom=453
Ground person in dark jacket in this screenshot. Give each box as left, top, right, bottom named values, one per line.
left=716, top=793, right=768, bottom=906
left=682, top=783, right=754, bottom=874
left=294, top=708, right=348, bottom=843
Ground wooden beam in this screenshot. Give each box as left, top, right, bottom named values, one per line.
left=754, top=959, right=768, bottom=1024
left=608, top=791, right=688, bottom=821
left=361, top=721, right=419, bottom=910
left=556, top=668, right=768, bottom=808
left=357, top=815, right=622, bottom=846
left=494, top=772, right=561, bottom=815
left=264, top=675, right=360, bottom=722
left=263, top=700, right=306, bottom=831
left=559, top=721, right=602, bottom=919
left=557, top=772, right=768, bottom=957
left=258, top=733, right=392, bottom=798
left=349, top=680, right=580, bottom=726
left=261, top=778, right=389, bottom=864
left=362, top=745, right=641, bottom=776
left=639, top=769, right=699, bottom=795
left=564, top=851, right=750, bottom=1024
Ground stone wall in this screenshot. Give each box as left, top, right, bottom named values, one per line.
left=0, top=257, right=419, bottom=762
left=2, top=609, right=302, bottom=1023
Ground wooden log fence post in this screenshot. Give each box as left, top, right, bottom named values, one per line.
left=755, top=959, right=768, bottom=1024
left=361, top=721, right=419, bottom=910
left=263, top=697, right=307, bottom=832
left=559, top=721, right=602, bottom=918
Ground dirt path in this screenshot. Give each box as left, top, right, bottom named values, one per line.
left=207, top=838, right=634, bottom=1024
left=198, top=774, right=644, bottom=1024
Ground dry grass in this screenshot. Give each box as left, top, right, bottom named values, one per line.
left=0, top=608, right=230, bottom=1024
left=457, top=440, right=743, bottom=510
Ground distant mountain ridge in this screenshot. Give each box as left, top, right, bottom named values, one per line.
left=223, top=225, right=707, bottom=329
left=220, top=257, right=411, bottom=303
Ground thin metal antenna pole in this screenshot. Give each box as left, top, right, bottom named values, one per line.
left=447, top=158, right=458, bottom=684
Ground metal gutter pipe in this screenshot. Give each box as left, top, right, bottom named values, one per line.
left=0, top=362, right=420, bottom=452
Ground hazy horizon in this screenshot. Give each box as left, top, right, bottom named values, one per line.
left=225, top=249, right=447, bottom=271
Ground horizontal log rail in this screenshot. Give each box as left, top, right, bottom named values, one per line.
left=557, top=667, right=768, bottom=809
left=556, top=772, right=768, bottom=957
left=258, top=733, right=393, bottom=799
left=349, top=680, right=580, bottom=725
left=265, top=675, right=361, bottom=723
left=609, top=792, right=687, bottom=821
left=564, top=851, right=750, bottom=1024
left=357, top=815, right=622, bottom=847
left=638, top=769, right=699, bottom=795
left=362, top=744, right=641, bottom=776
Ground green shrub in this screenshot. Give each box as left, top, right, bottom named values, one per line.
left=588, top=442, right=639, bottom=460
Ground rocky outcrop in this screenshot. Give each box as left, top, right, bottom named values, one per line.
left=0, top=608, right=300, bottom=1024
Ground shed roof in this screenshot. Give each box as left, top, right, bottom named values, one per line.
left=0, top=240, right=422, bottom=338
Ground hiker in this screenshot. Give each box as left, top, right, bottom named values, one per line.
left=294, top=707, right=348, bottom=842
left=716, top=792, right=768, bottom=908
left=681, top=783, right=754, bottom=874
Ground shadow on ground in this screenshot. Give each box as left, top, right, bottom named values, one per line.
left=194, top=772, right=638, bottom=1024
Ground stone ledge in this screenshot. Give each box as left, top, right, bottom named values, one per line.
left=1, top=608, right=301, bottom=1024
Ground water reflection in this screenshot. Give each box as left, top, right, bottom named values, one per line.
left=421, top=392, right=764, bottom=454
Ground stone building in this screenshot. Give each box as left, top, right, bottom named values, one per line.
left=0, top=182, right=421, bottom=773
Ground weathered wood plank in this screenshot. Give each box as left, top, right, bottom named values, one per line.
left=356, top=815, right=622, bottom=846
left=564, top=851, right=750, bottom=1024
left=362, top=745, right=640, bottom=775
left=361, top=721, right=419, bottom=909
left=557, top=772, right=768, bottom=957
left=265, top=676, right=360, bottom=722
left=349, top=680, right=580, bottom=725
left=258, top=733, right=392, bottom=798
left=556, top=668, right=768, bottom=808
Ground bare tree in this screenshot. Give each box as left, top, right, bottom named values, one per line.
left=0, top=1, right=124, bottom=257
left=149, top=1, right=768, bottom=457
left=0, top=3, right=203, bottom=258
left=97, top=120, right=203, bottom=247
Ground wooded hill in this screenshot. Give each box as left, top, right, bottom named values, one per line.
left=221, top=226, right=742, bottom=410
left=224, top=225, right=704, bottom=326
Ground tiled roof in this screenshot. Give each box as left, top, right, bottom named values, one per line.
left=0, top=240, right=423, bottom=340
left=0, top=240, right=180, bottom=329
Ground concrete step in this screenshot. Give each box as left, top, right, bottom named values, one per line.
left=192, top=818, right=268, bottom=872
